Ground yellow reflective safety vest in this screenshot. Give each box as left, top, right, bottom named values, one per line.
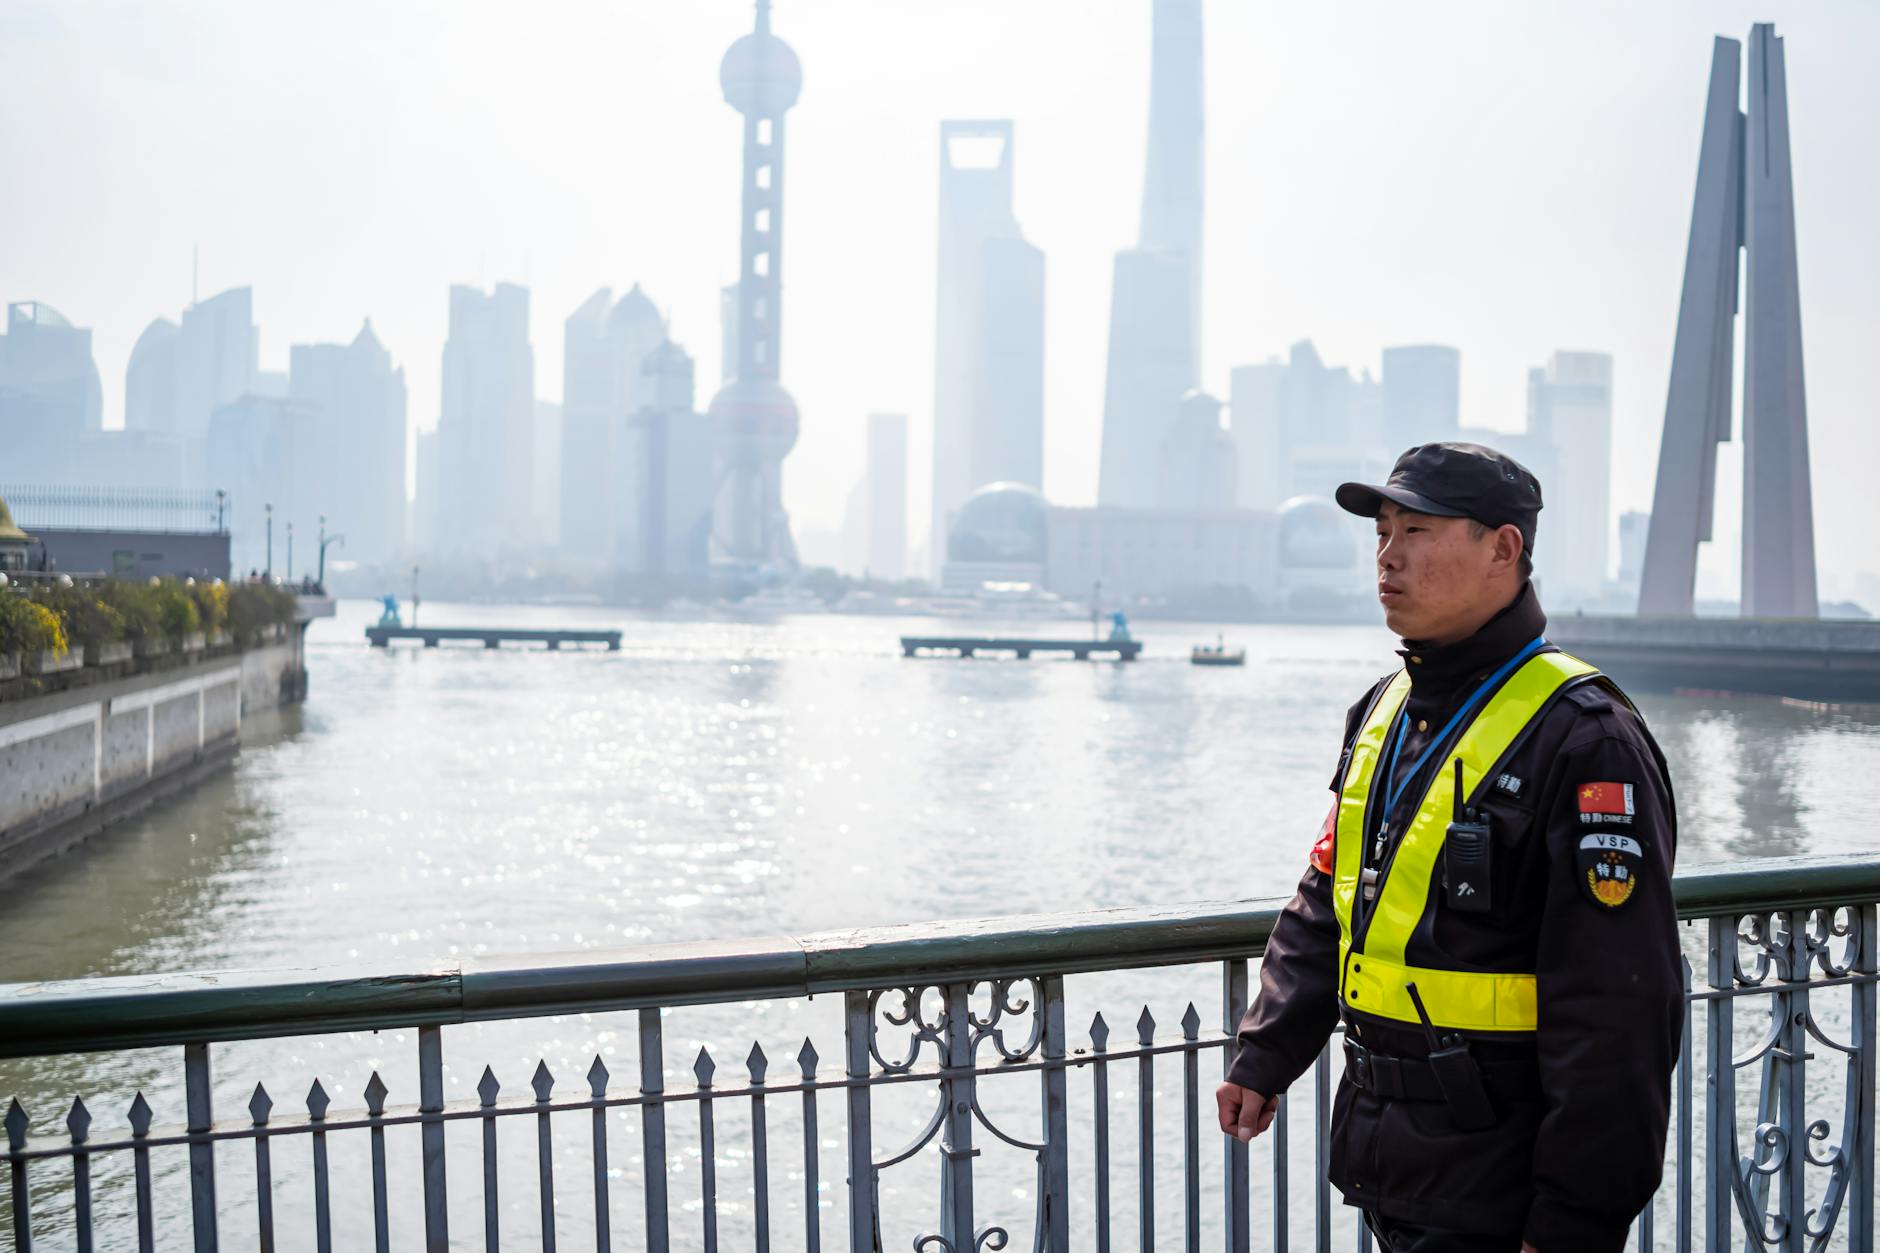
left=1332, top=649, right=1599, bottom=1033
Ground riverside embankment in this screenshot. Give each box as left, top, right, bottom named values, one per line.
left=0, top=635, right=305, bottom=881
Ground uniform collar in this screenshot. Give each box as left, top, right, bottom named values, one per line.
left=1395, top=582, right=1548, bottom=703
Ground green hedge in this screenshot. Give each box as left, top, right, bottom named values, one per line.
left=0, top=578, right=297, bottom=657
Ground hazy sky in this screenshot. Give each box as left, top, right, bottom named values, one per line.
left=5, top=1, right=1877, bottom=594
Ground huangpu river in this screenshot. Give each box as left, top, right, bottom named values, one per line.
left=3, top=599, right=1878, bottom=1250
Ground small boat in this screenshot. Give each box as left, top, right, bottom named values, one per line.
left=1191, top=634, right=1246, bottom=667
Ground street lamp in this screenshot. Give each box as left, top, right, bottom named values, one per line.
left=318, top=516, right=345, bottom=587
left=214, top=490, right=226, bottom=534
left=265, top=503, right=273, bottom=579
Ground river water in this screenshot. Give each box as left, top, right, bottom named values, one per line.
left=3, top=599, right=1877, bottom=1249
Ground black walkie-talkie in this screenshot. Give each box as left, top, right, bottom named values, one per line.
left=1444, top=757, right=1492, bottom=913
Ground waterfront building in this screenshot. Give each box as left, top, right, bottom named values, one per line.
left=532, top=400, right=561, bottom=549
left=1642, top=24, right=1817, bottom=617
left=1157, top=390, right=1237, bottom=510
left=1045, top=502, right=1274, bottom=608
left=1098, top=0, right=1204, bottom=508
left=707, top=0, right=802, bottom=570
left=0, top=301, right=104, bottom=483
left=930, top=119, right=1046, bottom=575
left=1381, top=345, right=1460, bottom=451
left=561, top=285, right=665, bottom=565
left=941, top=481, right=1050, bottom=594
left=288, top=321, right=408, bottom=563
left=1527, top=350, right=1613, bottom=604
left=439, top=282, right=534, bottom=555
left=867, top=412, right=908, bottom=581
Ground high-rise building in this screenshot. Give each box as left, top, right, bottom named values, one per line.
left=1158, top=391, right=1237, bottom=510
left=1381, top=345, right=1460, bottom=452
left=631, top=341, right=716, bottom=578
left=1229, top=360, right=1286, bottom=510
left=175, top=288, right=258, bottom=439
left=867, top=412, right=908, bottom=580
left=531, top=401, right=561, bottom=549
left=288, top=320, right=408, bottom=563
left=707, top=0, right=802, bottom=570
left=205, top=394, right=315, bottom=576
left=438, top=282, right=534, bottom=555
left=1098, top=0, right=1205, bottom=507
left=1641, top=24, right=1817, bottom=617
left=1618, top=510, right=1650, bottom=588
left=125, top=318, right=179, bottom=434
left=0, top=301, right=104, bottom=482
left=1527, top=351, right=1613, bottom=603
left=413, top=427, right=441, bottom=553
left=561, top=285, right=665, bottom=564
left=930, top=119, right=1046, bottom=574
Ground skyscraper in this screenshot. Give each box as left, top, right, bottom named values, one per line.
left=1381, top=345, right=1460, bottom=451
left=1098, top=0, right=1205, bottom=507
left=1157, top=391, right=1236, bottom=510
left=561, top=285, right=665, bottom=564
left=707, top=0, right=801, bottom=570
left=288, top=321, right=408, bottom=562
left=1527, top=351, right=1613, bottom=603
left=632, top=340, right=716, bottom=578
left=439, top=282, right=534, bottom=554
left=175, top=287, right=259, bottom=439
left=125, top=318, right=179, bottom=434
left=867, top=412, right=908, bottom=581
left=1641, top=25, right=1817, bottom=618
left=930, top=120, right=1046, bottom=574
left=0, top=301, right=103, bottom=481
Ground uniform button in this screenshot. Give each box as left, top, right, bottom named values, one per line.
left=1410, top=656, right=1422, bottom=664
left=1416, top=719, right=1428, bottom=732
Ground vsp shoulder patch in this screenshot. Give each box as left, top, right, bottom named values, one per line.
left=1578, top=831, right=1643, bottom=910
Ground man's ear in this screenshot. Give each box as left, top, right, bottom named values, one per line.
left=1493, top=524, right=1525, bottom=572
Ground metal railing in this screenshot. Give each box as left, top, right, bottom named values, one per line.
left=1, top=853, right=1876, bottom=1251
left=0, top=486, right=226, bottom=536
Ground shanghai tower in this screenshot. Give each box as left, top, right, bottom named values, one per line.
left=1639, top=24, right=1817, bottom=618
left=1097, top=0, right=1205, bottom=507
left=708, top=0, right=801, bottom=570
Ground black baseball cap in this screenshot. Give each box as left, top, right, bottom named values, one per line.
left=1335, top=442, right=1543, bottom=555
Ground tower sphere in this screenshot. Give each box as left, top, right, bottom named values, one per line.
left=720, top=31, right=801, bottom=115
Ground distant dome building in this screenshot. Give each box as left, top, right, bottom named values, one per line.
left=948, top=482, right=1049, bottom=565
left=941, top=482, right=1050, bottom=593
left=1278, top=495, right=1358, bottom=571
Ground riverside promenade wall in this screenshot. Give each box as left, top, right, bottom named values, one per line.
left=0, top=638, right=302, bottom=882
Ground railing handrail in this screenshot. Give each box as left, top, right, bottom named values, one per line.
left=2, top=851, right=1874, bottom=1058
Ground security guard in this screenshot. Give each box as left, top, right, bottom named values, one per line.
left=1216, top=443, right=1681, bottom=1253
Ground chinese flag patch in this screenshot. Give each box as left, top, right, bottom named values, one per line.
left=1309, top=804, right=1336, bottom=875
left=1577, top=781, right=1635, bottom=825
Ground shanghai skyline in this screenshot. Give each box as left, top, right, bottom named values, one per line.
left=4, top=1, right=1878, bottom=598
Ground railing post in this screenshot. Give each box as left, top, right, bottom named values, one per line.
left=1041, top=976, right=1070, bottom=1253
left=843, top=990, right=879, bottom=1253
left=1222, top=958, right=1251, bottom=1253
left=1707, top=914, right=1735, bottom=1253
left=639, top=1008, right=671, bottom=1252
left=418, top=1026, right=450, bottom=1252
left=1855, top=903, right=1877, bottom=1253
left=184, top=1041, right=219, bottom=1253
left=1779, top=911, right=1807, bottom=1253
left=4, top=1099, right=30, bottom=1252
left=939, top=981, right=977, bottom=1247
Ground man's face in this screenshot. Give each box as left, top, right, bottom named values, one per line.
left=1373, top=501, right=1508, bottom=643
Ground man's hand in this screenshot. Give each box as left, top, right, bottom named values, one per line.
left=1214, top=1081, right=1280, bottom=1142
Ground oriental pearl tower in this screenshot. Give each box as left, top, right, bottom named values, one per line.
left=709, top=0, right=801, bottom=570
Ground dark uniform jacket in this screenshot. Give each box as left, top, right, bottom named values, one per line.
left=1225, top=584, right=1682, bottom=1252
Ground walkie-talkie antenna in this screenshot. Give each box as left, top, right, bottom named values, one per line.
left=1453, top=757, right=1466, bottom=821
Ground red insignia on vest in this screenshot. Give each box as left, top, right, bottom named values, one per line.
left=1309, top=804, right=1336, bottom=875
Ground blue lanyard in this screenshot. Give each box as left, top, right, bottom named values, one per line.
left=1376, top=634, right=1549, bottom=824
